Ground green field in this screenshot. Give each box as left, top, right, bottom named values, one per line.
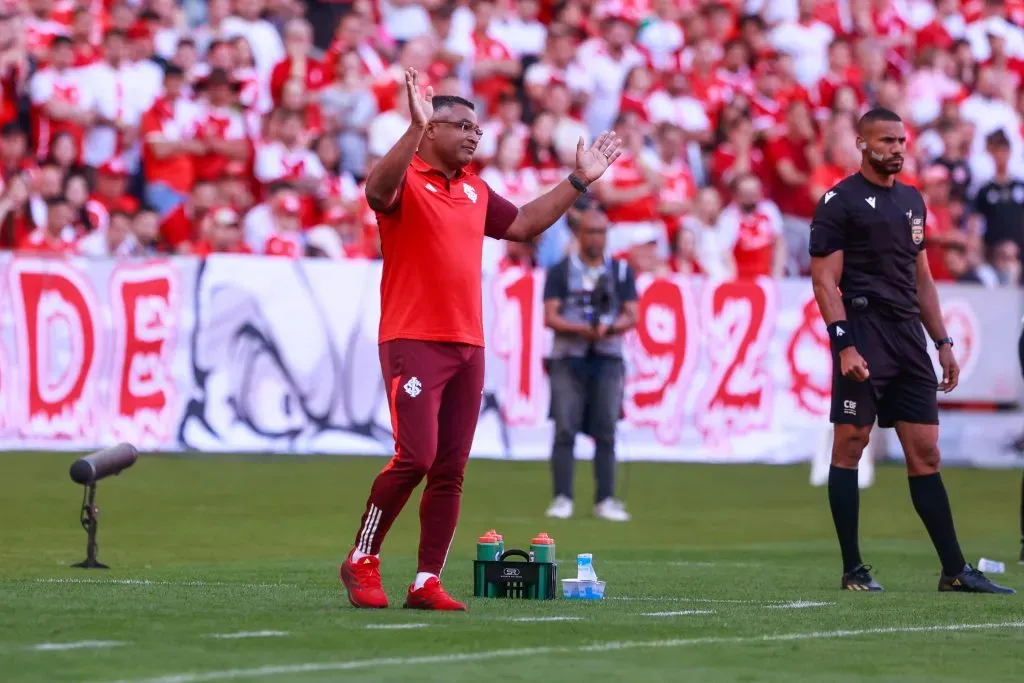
left=2, top=452, right=1023, bottom=682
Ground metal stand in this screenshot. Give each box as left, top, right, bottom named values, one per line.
left=72, top=484, right=109, bottom=569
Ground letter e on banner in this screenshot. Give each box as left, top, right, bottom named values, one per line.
left=696, top=278, right=777, bottom=447
left=110, top=263, right=179, bottom=445
left=10, top=259, right=101, bottom=440
left=786, top=297, right=831, bottom=416
left=491, top=267, right=546, bottom=425
left=623, top=275, right=700, bottom=444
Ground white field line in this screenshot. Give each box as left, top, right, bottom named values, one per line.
left=112, top=621, right=1024, bottom=683
left=207, top=632, right=289, bottom=640
left=31, top=640, right=126, bottom=652
left=766, top=601, right=834, bottom=609
left=364, top=624, right=428, bottom=630
left=508, top=617, right=582, bottom=622
left=607, top=596, right=766, bottom=604
left=32, top=579, right=287, bottom=588
left=641, top=611, right=715, bottom=617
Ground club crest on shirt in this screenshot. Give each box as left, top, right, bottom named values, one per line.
left=462, top=183, right=478, bottom=203
left=910, top=214, right=924, bottom=244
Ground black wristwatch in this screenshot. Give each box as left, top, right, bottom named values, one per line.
left=934, top=337, right=954, bottom=350
left=567, top=173, right=588, bottom=193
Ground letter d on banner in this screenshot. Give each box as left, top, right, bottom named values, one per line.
left=11, top=260, right=101, bottom=440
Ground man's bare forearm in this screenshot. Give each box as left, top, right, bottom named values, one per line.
left=505, top=180, right=580, bottom=242
left=364, top=122, right=425, bottom=210
left=810, top=253, right=848, bottom=324
left=917, top=268, right=948, bottom=342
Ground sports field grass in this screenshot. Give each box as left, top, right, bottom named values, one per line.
left=1, top=451, right=1023, bottom=683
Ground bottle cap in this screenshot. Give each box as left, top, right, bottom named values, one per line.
left=531, top=533, right=554, bottom=544
left=478, top=532, right=499, bottom=543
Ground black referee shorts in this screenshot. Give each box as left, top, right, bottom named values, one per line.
left=830, top=311, right=939, bottom=428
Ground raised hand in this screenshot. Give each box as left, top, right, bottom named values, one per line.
left=405, top=67, right=434, bottom=128
left=574, top=131, right=624, bottom=185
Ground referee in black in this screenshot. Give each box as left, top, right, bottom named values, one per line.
left=808, top=108, right=1014, bottom=594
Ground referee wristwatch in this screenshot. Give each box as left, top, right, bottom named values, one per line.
left=567, top=173, right=589, bottom=193
left=934, top=337, right=954, bottom=350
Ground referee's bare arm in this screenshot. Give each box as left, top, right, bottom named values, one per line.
left=365, top=69, right=429, bottom=212
left=914, top=250, right=950, bottom=346
left=810, top=252, right=848, bottom=326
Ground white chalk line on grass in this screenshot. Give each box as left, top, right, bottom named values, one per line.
left=641, top=611, right=715, bottom=617
left=508, top=617, right=582, bottom=623
left=608, top=596, right=765, bottom=604
left=766, top=601, right=834, bottom=610
left=112, top=621, right=1024, bottom=683
left=31, top=579, right=288, bottom=589
left=207, top=632, right=290, bottom=640
left=31, top=640, right=126, bottom=652
left=364, top=624, right=428, bottom=630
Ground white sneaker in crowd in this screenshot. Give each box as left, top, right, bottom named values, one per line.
left=545, top=495, right=574, bottom=519
left=593, top=498, right=631, bottom=522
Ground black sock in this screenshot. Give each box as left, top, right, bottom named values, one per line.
left=828, top=466, right=862, bottom=573
left=909, top=473, right=967, bottom=577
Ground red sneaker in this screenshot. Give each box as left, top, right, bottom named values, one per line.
left=340, top=551, right=388, bottom=608
left=403, top=577, right=467, bottom=611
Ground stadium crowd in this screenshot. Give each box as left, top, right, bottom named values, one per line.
left=1, top=0, right=1023, bottom=286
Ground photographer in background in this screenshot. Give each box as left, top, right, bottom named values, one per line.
left=542, top=196, right=638, bottom=522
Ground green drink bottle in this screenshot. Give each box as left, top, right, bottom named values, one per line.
left=474, top=532, right=501, bottom=597
left=530, top=532, right=555, bottom=563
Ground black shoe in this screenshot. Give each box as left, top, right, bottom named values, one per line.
left=841, top=564, right=884, bottom=592
left=938, top=564, right=1016, bottom=595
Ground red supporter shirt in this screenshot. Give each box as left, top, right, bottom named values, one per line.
left=766, top=136, right=817, bottom=218
left=376, top=155, right=518, bottom=347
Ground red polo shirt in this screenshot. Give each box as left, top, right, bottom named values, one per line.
left=376, top=155, right=518, bottom=347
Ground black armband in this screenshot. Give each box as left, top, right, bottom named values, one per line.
left=827, top=321, right=854, bottom=353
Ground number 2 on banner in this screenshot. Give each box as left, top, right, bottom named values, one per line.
left=696, top=278, right=776, bottom=447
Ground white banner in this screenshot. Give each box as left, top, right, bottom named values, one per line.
left=0, top=253, right=1021, bottom=465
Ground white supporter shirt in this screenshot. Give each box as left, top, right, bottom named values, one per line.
left=523, top=60, right=593, bottom=98
left=81, top=62, right=147, bottom=167
left=221, top=16, right=285, bottom=79
left=769, top=20, right=834, bottom=88
left=254, top=141, right=325, bottom=185
left=577, top=39, right=648, bottom=136
left=489, top=18, right=547, bottom=58
left=960, top=94, right=1024, bottom=189
left=367, top=111, right=411, bottom=158
left=646, top=90, right=711, bottom=134
left=29, top=67, right=93, bottom=157
left=132, top=59, right=165, bottom=114
left=637, top=19, right=684, bottom=71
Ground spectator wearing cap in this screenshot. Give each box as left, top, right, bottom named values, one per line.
left=542, top=194, right=637, bottom=523
left=468, top=0, right=521, bottom=117
left=270, top=19, right=327, bottom=107
left=28, top=35, right=94, bottom=161
left=141, top=64, right=204, bottom=218
left=192, top=205, right=252, bottom=256
left=717, top=173, right=786, bottom=280
left=191, top=68, right=250, bottom=187
left=261, top=190, right=304, bottom=257
left=222, top=0, right=285, bottom=79
left=973, top=129, right=1024, bottom=262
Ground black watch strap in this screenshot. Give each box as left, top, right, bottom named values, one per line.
left=934, top=337, right=953, bottom=349
left=568, top=173, right=588, bottom=193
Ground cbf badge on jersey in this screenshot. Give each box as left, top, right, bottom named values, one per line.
left=910, top=214, right=924, bottom=244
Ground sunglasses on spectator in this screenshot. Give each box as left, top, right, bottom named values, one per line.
left=432, top=119, right=484, bottom=136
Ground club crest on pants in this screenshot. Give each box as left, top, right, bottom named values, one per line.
left=910, top=215, right=924, bottom=244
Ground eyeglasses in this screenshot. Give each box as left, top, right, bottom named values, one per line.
left=432, top=119, right=484, bottom=137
